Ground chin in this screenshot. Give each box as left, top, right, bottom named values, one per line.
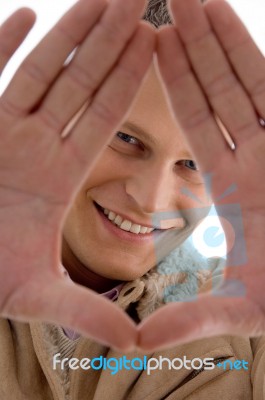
left=94, top=258, right=152, bottom=281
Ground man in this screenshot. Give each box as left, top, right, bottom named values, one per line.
left=0, top=0, right=265, bottom=398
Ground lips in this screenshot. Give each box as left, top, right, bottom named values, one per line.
left=94, top=202, right=157, bottom=233
left=104, top=210, right=155, bottom=235
left=93, top=201, right=161, bottom=243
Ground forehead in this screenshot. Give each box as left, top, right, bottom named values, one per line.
left=125, top=62, right=192, bottom=158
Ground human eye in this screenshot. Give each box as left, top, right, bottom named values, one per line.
left=175, top=159, right=202, bottom=184
left=108, top=131, right=145, bottom=155
left=183, top=160, right=199, bottom=171
left=116, top=132, right=140, bottom=145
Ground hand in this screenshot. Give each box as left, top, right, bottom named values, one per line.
left=0, top=8, right=36, bottom=73
left=138, top=0, right=265, bottom=352
left=0, top=0, right=155, bottom=352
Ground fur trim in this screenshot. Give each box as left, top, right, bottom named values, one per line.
left=116, top=239, right=225, bottom=321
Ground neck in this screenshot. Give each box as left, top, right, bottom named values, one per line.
left=61, top=239, right=122, bottom=293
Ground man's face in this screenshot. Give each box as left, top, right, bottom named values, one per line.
left=62, top=63, right=210, bottom=282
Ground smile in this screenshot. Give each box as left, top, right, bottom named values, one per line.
left=103, top=209, right=155, bottom=234
left=94, top=202, right=156, bottom=235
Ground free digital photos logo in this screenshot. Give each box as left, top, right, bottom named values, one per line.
left=151, top=172, right=247, bottom=302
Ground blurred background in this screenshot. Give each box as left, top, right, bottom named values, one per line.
left=0, top=0, right=264, bottom=258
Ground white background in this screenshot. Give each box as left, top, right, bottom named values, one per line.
left=0, top=0, right=264, bottom=258
left=0, top=0, right=265, bottom=91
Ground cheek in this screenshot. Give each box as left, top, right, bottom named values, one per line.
left=180, top=181, right=210, bottom=207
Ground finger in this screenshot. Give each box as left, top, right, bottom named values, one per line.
left=0, top=0, right=107, bottom=119
left=2, top=276, right=137, bottom=352
left=137, top=291, right=264, bottom=352
left=168, top=0, right=262, bottom=148
left=37, top=0, right=149, bottom=133
left=0, top=8, right=36, bottom=74
left=156, top=25, right=230, bottom=174
left=60, top=22, right=155, bottom=190
left=205, top=0, right=265, bottom=124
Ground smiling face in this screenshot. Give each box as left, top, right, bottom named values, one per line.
left=62, top=63, right=211, bottom=288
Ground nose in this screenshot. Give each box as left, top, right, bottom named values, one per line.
left=125, top=161, right=176, bottom=214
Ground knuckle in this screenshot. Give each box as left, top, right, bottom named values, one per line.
left=205, top=69, right=238, bottom=98
left=167, top=69, right=191, bottom=92
left=227, top=35, right=251, bottom=55
left=21, top=59, right=50, bottom=86
left=38, top=107, right=63, bottom=132
left=0, top=41, right=13, bottom=62
left=0, top=97, right=26, bottom=118
left=116, top=62, right=141, bottom=87
left=182, top=107, right=212, bottom=130
left=98, top=18, right=126, bottom=44
left=90, top=99, right=118, bottom=127
left=187, top=29, right=212, bottom=47
left=67, top=63, right=97, bottom=94
left=55, top=23, right=79, bottom=49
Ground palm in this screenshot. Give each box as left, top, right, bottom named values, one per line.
left=138, top=0, right=265, bottom=352
left=0, top=0, right=155, bottom=352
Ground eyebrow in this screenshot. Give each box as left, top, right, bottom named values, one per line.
left=123, top=121, right=158, bottom=146
left=123, top=121, right=194, bottom=159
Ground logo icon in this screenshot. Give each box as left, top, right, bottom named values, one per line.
left=152, top=172, right=247, bottom=302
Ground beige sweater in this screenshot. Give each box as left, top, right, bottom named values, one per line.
left=0, top=241, right=264, bottom=399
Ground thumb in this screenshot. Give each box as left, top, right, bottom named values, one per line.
left=3, top=275, right=137, bottom=353
left=137, top=288, right=261, bottom=352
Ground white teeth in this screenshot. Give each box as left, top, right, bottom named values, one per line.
left=114, top=215, right=123, bottom=226
left=108, top=211, right=116, bottom=221
left=140, top=226, right=148, bottom=234
left=130, top=224, right=141, bottom=234
left=120, top=220, right=132, bottom=232
left=103, top=208, right=155, bottom=235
